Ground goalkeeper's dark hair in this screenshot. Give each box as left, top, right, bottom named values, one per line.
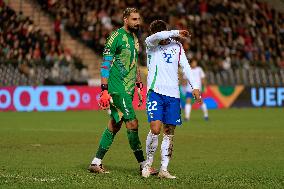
left=149, top=20, right=168, bottom=34
left=123, top=8, right=139, bottom=18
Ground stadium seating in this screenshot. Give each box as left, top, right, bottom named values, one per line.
left=0, top=2, right=88, bottom=86
left=34, top=0, right=284, bottom=86
left=1, top=0, right=284, bottom=86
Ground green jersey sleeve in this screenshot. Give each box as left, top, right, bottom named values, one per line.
left=103, top=31, right=120, bottom=58
left=101, top=31, right=120, bottom=78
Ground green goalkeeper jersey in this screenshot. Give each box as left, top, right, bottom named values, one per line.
left=103, top=27, right=139, bottom=96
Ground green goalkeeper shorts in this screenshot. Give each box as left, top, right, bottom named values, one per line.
left=109, top=92, right=136, bottom=123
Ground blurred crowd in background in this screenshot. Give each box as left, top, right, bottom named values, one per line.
left=0, top=0, right=88, bottom=85
left=37, top=0, right=284, bottom=71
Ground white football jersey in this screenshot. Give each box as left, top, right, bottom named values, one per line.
left=186, top=67, right=205, bottom=92
left=145, top=30, right=198, bottom=98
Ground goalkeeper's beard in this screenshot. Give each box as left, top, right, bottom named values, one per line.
left=128, top=25, right=140, bottom=34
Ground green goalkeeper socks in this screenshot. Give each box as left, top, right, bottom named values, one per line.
left=95, top=128, right=145, bottom=163
left=127, top=129, right=145, bottom=163
left=95, top=128, right=115, bottom=159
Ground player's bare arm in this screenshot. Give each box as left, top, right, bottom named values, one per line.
left=146, top=22, right=191, bottom=47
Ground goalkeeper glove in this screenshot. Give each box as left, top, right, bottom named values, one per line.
left=99, top=84, right=111, bottom=110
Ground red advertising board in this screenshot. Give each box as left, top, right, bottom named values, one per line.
left=0, top=86, right=100, bottom=111
left=0, top=86, right=147, bottom=112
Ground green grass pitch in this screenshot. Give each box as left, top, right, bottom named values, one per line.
left=0, top=108, right=283, bottom=189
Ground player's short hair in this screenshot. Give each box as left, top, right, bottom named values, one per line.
left=149, top=20, right=168, bottom=34
left=123, top=8, right=139, bottom=19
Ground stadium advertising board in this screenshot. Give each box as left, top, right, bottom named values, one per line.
left=0, top=86, right=100, bottom=111
left=0, top=86, right=145, bottom=112
left=180, top=86, right=284, bottom=109
left=0, top=86, right=283, bottom=111
left=232, top=87, right=284, bottom=107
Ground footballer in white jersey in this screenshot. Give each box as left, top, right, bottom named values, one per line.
left=184, top=58, right=209, bottom=121
left=143, top=20, right=202, bottom=179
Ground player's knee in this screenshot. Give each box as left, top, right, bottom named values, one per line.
left=163, top=125, right=175, bottom=135
left=151, top=129, right=160, bottom=135
left=108, top=119, right=122, bottom=134
left=113, top=124, right=122, bottom=134
left=126, top=119, right=138, bottom=130
left=150, top=120, right=162, bottom=135
left=151, top=127, right=161, bottom=135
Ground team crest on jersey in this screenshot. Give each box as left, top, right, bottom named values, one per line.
left=171, top=48, right=177, bottom=55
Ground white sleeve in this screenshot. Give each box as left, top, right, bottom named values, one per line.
left=145, top=30, right=179, bottom=48
left=178, top=45, right=199, bottom=90
left=200, top=67, right=205, bottom=78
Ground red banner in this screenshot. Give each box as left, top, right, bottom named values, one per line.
left=0, top=86, right=99, bottom=111
left=0, top=86, right=147, bottom=112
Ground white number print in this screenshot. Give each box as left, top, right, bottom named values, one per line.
left=147, top=101, right=158, bottom=111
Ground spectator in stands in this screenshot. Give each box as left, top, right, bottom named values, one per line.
left=54, top=14, right=61, bottom=43
left=33, top=42, right=41, bottom=60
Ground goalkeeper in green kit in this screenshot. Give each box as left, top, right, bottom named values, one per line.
left=88, top=8, right=156, bottom=177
